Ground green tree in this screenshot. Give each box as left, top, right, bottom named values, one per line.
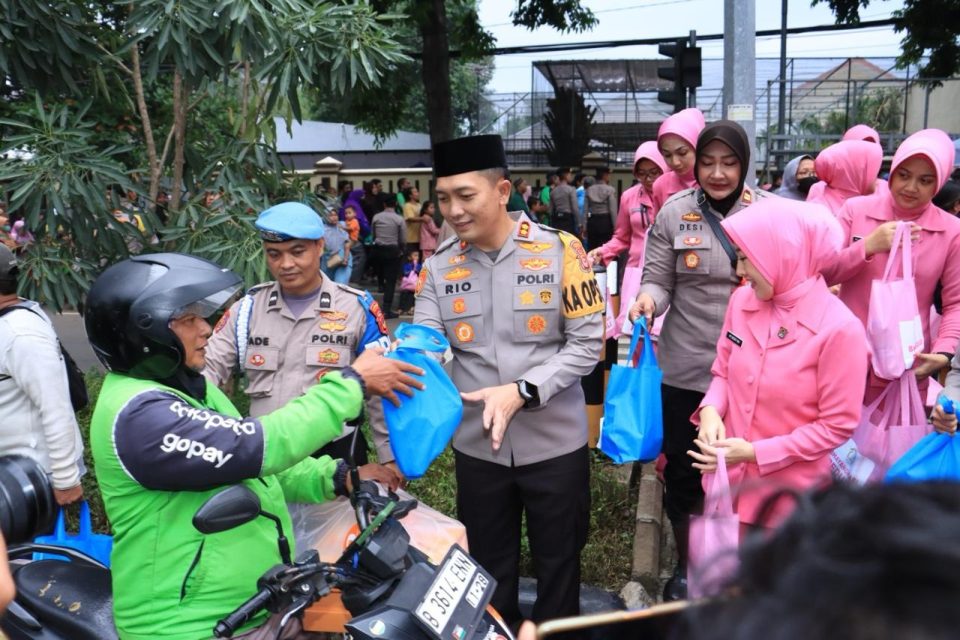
left=812, top=0, right=960, bottom=82
left=542, top=87, right=596, bottom=167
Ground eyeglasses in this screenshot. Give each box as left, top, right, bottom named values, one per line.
left=636, top=170, right=663, bottom=180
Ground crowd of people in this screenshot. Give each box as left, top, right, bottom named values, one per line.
left=2, top=113, right=960, bottom=640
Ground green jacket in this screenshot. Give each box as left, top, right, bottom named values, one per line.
left=89, top=371, right=361, bottom=640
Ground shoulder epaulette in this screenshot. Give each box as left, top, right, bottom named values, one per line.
left=662, top=187, right=696, bottom=209
left=434, top=235, right=460, bottom=255
left=333, top=282, right=366, bottom=298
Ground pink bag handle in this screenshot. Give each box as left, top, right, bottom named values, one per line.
left=704, top=449, right=734, bottom=518
left=866, top=378, right=900, bottom=431
left=881, top=221, right=913, bottom=283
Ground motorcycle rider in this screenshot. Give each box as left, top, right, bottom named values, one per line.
left=85, top=253, right=423, bottom=640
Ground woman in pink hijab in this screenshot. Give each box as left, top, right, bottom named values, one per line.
left=807, top=124, right=885, bottom=203
left=587, top=142, right=667, bottom=337
left=650, top=108, right=706, bottom=213
left=690, top=198, right=868, bottom=529
left=806, top=140, right=883, bottom=215
left=822, top=128, right=960, bottom=403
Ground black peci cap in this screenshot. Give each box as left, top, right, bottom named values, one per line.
left=432, top=134, right=508, bottom=178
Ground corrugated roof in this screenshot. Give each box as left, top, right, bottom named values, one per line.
left=273, top=118, right=431, bottom=153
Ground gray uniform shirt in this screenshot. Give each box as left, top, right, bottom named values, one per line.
left=372, top=209, right=405, bottom=248
left=640, top=187, right=768, bottom=392
left=202, top=277, right=394, bottom=462
left=550, top=183, right=579, bottom=216
left=414, top=212, right=604, bottom=466
left=584, top=183, right=619, bottom=226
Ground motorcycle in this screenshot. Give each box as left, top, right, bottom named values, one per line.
left=2, top=447, right=514, bottom=640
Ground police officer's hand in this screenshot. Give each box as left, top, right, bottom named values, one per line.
left=54, top=484, right=83, bottom=506
left=864, top=221, right=921, bottom=256
left=628, top=293, right=656, bottom=327
left=460, top=384, right=526, bottom=452
left=351, top=347, right=425, bottom=407
left=697, top=406, right=726, bottom=445
left=346, top=463, right=402, bottom=493
left=932, top=404, right=958, bottom=436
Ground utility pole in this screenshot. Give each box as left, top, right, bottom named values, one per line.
left=777, top=0, right=788, bottom=171
left=724, top=0, right=757, bottom=186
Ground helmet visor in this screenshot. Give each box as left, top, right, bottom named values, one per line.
left=171, top=283, right=243, bottom=322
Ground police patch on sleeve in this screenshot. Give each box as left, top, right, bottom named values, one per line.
left=559, top=232, right=604, bottom=319
left=367, top=299, right=389, bottom=335
left=415, top=267, right=429, bottom=297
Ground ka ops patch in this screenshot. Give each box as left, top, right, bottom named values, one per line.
left=558, top=232, right=604, bottom=319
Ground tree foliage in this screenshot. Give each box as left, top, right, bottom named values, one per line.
left=812, top=0, right=960, bottom=83
left=542, top=87, right=596, bottom=167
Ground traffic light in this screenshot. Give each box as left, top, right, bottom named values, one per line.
left=657, top=40, right=702, bottom=113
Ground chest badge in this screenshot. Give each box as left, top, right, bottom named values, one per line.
left=683, top=237, right=703, bottom=247
left=319, top=321, right=347, bottom=332
left=454, top=321, right=475, bottom=343
left=519, top=290, right=535, bottom=305
left=684, top=250, right=701, bottom=269
left=444, top=267, right=472, bottom=281
left=527, top=315, right=547, bottom=334
left=518, top=221, right=531, bottom=239
left=318, top=311, right=347, bottom=322
left=448, top=254, right=467, bottom=265
left=317, top=349, right=340, bottom=364
left=518, top=241, right=553, bottom=253
left=248, top=354, right=265, bottom=367
left=539, top=289, right=553, bottom=304
left=681, top=212, right=702, bottom=222
left=520, top=258, right=552, bottom=271
left=777, top=327, right=788, bottom=339
left=452, top=297, right=466, bottom=314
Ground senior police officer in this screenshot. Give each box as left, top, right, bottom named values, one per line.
left=203, top=202, right=399, bottom=476
left=414, top=135, right=604, bottom=628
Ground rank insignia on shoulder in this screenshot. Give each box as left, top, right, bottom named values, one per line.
left=415, top=268, right=429, bottom=297
left=683, top=237, right=702, bottom=246
left=518, top=241, right=553, bottom=253
left=684, top=250, right=700, bottom=269
left=454, top=321, right=475, bottom=343
left=681, top=212, right=702, bottom=222
left=742, top=190, right=753, bottom=203
left=319, top=292, right=332, bottom=309
left=517, top=221, right=532, bottom=239
left=444, top=267, right=472, bottom=281
left=520, top=258, right=552, bottom=271
left=268, top=291, right=280, bottom=307
left=527, top=314, right=547, bottom=334
left=459, top=240, right=469, bottom=251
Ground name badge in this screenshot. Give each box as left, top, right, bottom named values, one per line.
left=726, top=331, right=743, bottom=347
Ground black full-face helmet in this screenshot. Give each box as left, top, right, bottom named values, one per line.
left=84, top=253, right=242, bottom=379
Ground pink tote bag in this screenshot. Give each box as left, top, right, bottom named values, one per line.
left=866, top=221, right=923, bottom=380
left=853, top=374, right=931, bottom=482
left=688, top=449, right=739, bottom=599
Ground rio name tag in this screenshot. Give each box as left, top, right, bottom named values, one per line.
left=414, top=545, right=496, bottom=639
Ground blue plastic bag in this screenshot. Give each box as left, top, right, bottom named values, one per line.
left=34, top=501, right=113, bottom=566
left=383, top=323, right=463, bottom=479
left=885, top=432, right=960, bottom=483
left=600, top=322, right=663, bottom=464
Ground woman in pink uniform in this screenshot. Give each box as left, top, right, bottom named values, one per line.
left=806, top=140, right=883, bottom=216
left=587, top=142, right=667, bottom=337
left=807, top=124, right=885, bottom=203
left=650, top=108, right=706, bottom=213
left=821, top=129, right=960, bottom=403
left=690, top=198, right=868, bottom=528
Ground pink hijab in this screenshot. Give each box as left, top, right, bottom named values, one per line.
left=809, top=140, right=883, bottom=215
left=651, top=108, right=706, bottom=210
left=634, top=140, right=667, bottom=175
left=886, top=128, right=957, bottom=219
left=722, top=198, right=842, bottom=309
left=842, top=124, right=880, bottom=144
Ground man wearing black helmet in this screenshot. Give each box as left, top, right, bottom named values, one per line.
left=84, top=253, right=423, bottom=640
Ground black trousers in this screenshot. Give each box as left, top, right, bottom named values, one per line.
left=454, top=447, right=590, bottom=627
left=661, top=383, right=706, bottom=567
left=586, top=215, right=613, bottom=251
left=551, top=211, right=577, bottom=235
left=373, top=245, right=401, bottom=313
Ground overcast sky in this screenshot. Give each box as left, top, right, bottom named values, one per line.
left=478, top=0, right=908, bottom=94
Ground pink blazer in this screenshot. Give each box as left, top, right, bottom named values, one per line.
left=651, top=171, right=695, bottom=213
left=821, top=194, right=960, bottom=397
left=597, top=184, right=655, bottom=267
left=699, top=284, right=868, bottom=526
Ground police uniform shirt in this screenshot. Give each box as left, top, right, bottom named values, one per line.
left=550, top=182, right=579, bottom=216
left=584, top=183, right=618, bottom=223
left=202, top=276, right=394, bottom=461
left=639, top=187, right=768, bottom=393
left=413, top=211, right=604, bottom=466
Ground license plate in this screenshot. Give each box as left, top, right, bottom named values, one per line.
left=414, top=545, right=496, bottom=639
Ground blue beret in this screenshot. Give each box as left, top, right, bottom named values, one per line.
left=254, top=202, right=324, bottom=241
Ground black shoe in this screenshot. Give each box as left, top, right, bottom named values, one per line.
left=662, top=565, right=688, bottom=601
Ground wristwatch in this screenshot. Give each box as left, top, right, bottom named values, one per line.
left=515, top=379, right=540, bottom=409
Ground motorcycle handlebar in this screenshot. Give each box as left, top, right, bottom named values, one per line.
left=213, top=587, right=273, bottom=638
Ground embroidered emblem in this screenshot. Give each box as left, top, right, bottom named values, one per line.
left=319, top=292, right=332, bottom=309
left=518, top=221, right=531, bottom=239
left=248, top=354, right=265, bottom=367
left=318, top=311, right=347, bottom=322
left=681, top=212, right=702, bottom=222
left=314, top=368, right=331, bottom=382
left=268, top=291, right=280, bottom=307
left=452, top=298, right=466, bottom=314
left=415, top=268, right=428, bottom=296
left=444, top=267, right=472, bottom=281
left=317, top=348, right=340, bottom=364
left=449, top=254, right=466, bottom=265
left=539, top=289, right=553, bottom=304
left=777, top=326, right=788, bottom=339
left=742, top=190, right=753, bottom=203
left=519, top=290, right=535, bottom=305
left=368, top=299, right=388, bottom=335
left=454, top=321, right=475, bottom=343
left=520, top=258, right=552, bottom=271
left=683, top=237, right=703, bottom=247
left=319, top=321, right=347, bottom=332
left=518, top=241, right=553, bottom=254
left=213, top=308, right=230, bottom=333
left=527, top=315, right=547, bottom=334
left=684, top=251, right=700, bottom=269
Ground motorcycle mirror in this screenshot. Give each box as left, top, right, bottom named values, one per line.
left=193, top=485, right=262, bottom=535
